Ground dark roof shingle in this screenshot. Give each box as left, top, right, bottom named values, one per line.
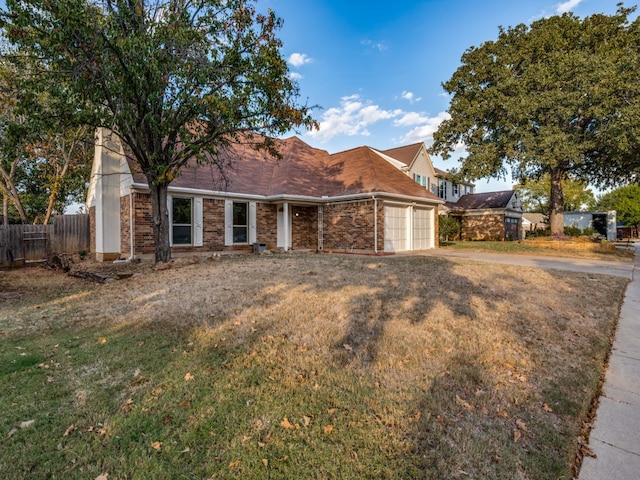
left=454, top=190, right=516, bottom=209
left=126, top=136, right=439, bottom=202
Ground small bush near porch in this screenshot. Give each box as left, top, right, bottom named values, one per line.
left=0, top=254, right=627, bottom=479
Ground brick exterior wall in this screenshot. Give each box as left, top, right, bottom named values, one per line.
left=257, top=203, right=278, bottom=249
left=291, top=205, right=318, bottom=250
left=460, top=213, right=506, bottom=241
left=108, top=193, right=434, bottom=256
left=323, top=200, right=377, bottom=252
left=202, top=198, right=225, bottom=251
left=124, top=194, right=278, bottom=255
left=131, top=192, right=155, bottom=254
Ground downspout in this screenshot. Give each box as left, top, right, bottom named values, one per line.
left=373, top=194, right=378, bottom=254
left=129, top=192, right=134, bottom=260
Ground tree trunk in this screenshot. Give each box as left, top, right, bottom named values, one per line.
left=548, top=167, right=565, bottom=237
left=2, top=194, right=7, bottom=226
left=148, top=181, right=172, bottom=263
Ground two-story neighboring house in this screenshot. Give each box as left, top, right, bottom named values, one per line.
left=376, top=143, right=476, bottom=202
left=379, top=142, right=523, bottom=240
left=433, top=168, right=475, bottom=202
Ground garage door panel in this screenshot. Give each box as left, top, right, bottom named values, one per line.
left=384, top=205, right=407, bottom=252
left=413, top=207, right=432, bottom=250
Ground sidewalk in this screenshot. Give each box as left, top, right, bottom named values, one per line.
left=579, top=247, right=640, bottom=480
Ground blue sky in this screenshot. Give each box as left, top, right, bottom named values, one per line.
left=262, top=0, right=633, bottom=192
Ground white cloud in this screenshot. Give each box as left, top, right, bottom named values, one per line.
left=361, top=39, right=387, bottom=52
left=288, top=72, right=303, bottom=81
left=400, top=91, right=422, bottom=104
left=399, top=111, right=451, bottom=146
left=556, top=0, right=583, bottom=14
left=394, top=112, right=431, bottom=127
left=288, top=53, right=312, bottom=67
left=308, top=95, right=402, bottom=143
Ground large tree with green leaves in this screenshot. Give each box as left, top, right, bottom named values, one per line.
left=0, top=53, right=93, bottom=225
left=1, top=0, right=316, bottom=261
left=515, top=175, right=595, bottom=215
left=432, top=7, right=640, bottom=236
left=596, top=184, right=640, bottom=228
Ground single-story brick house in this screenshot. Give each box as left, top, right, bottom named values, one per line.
left=444, top=190, right=523, bottom=241
left=87, top=129, right=443, bottom=260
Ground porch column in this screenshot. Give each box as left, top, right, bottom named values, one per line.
left=283, top=202, right=290, bottom=251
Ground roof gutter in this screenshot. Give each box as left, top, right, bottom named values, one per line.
left=130, top=183, right=444, bottom=206
left=373, top=194, right=378, bottom=254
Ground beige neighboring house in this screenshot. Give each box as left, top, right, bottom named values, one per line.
left=378, top=142, right=525, bottom=241
left=376, top=142, right=476, bottom=201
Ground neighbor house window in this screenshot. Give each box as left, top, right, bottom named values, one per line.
left=233, top=202, right=248, bottom=243
left=172, top=197, right=192, bottom=245
left=422, top=176, right=427, bottom=187
left=438, top=180, right=447, bottom=200
left=414, top=174, right=421, bottom=185
left=452, top=184, right=459, bottom=196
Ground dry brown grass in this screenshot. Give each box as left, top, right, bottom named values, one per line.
left=0, top=253, right=628, bottom=479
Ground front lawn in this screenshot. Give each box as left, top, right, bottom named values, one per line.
left=0, top=254, right=628, bottom=479
left=441, top=239, right=635, bottom=261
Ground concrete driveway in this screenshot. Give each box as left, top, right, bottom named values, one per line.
left=417, top=248, right=635, bottom=279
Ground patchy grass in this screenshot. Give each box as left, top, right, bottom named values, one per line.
left=441, top=240, right=635, bottom=261
left=0, top=253, right=628, bottom=479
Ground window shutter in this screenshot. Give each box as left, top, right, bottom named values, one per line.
left=193, top=197, right=203, bottom=247
left=224, top=199, right=233, bottom=246
left=249, top=202, right=257, bottom=244
left=167, top=194, right=173, bottom=246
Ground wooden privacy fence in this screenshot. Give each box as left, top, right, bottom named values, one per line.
left=0, top=214, right=90, bottom=267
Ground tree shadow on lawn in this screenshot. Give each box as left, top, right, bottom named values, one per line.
left=0, top=254, right=624, bottom=479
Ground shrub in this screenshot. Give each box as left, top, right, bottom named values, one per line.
left=526, top=228, right=550, bottom=238
left=439, top=215, right=461, bottom=242
left=564, top=226, right=582, bottom=237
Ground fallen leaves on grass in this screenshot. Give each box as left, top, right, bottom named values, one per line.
left=455, top=395, right=475, bottom=412
left=184, top=372, right=194, bottom=381
left=281, top=417, right=299, bottom=429
left=514, top=429, right=522, bottom=443
left=151, top=441, right=162, bottom=451
left=323, top=424, right=334, bottom=434
left=19, top=420, right=35, bottom=429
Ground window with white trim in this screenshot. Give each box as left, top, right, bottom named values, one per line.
left=233, top=202, right=248, bottom=244
left=438, top=180, right=447, bottom=200
left=452, top=184, right=459, bottom=197
left=172, top=197, right=192, bottom=245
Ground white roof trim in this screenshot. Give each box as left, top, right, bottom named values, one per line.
left=129, top=182, right=444, bottom=206
left=370, top=148, right=409, bottom=170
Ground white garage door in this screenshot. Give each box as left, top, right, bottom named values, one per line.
left=384, top=205, right=408, bottom=252
left=413, top=207, right=432, bottom=250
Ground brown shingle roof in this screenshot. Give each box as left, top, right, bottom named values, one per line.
left=126, top=136, right=440, bottom=202
left=380, top=143, right=423, bottom=167
left=327, top=147, right=440, bottom=200
left=454, top=190, right=516, bottom=209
